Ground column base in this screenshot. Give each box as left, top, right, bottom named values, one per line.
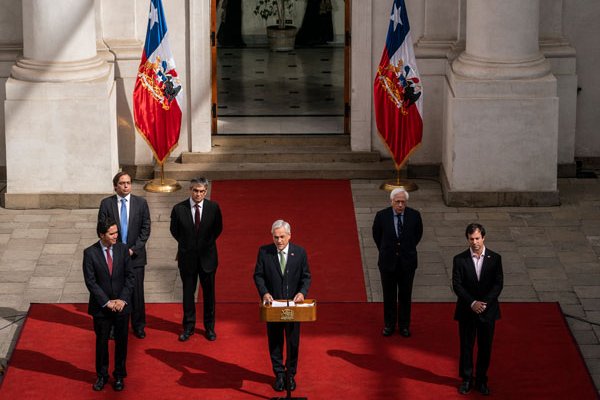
left=440, top=166, right=560, bottom=207
left=442, top=67, right=559, bottom=204
left=4, top=64, right=118, bottom=201
left=2, top=193, right=110, bottom=210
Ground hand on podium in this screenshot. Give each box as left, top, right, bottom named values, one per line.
left=293, top=293, right=305, bottom=303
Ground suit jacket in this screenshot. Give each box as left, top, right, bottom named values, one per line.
left=98, top=194, right=151, bottom=268
left=372, top=206, right=423, bottom=272
left=254, top=243, right=311, bottom=300
left=170, top=198, right=223, bottom=273
left=452, top=248, right=504, bottom=323
left=83, top=241, right=135, bottom=317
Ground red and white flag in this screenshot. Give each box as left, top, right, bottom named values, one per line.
left=133, top=0, right=183, bottom=165
left=374, top=0, right=423, bottom=169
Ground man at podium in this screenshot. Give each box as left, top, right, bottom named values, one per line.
left=253, top=220, right=312, bottom=393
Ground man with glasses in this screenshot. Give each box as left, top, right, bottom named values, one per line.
left=170, top=177, right=223, bottom=342
left=98, top=172, right=151, bottom=339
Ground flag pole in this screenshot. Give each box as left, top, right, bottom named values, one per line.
left=379, top=165, right=418, bottom=192
left=144, top=160, right=181, bottom=193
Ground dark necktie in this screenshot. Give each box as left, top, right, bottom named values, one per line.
left=106, top=247, right=113, bottom=276
left=194, top=204, right=200, bottom=232
left=397, top=214, right=403, bottom=237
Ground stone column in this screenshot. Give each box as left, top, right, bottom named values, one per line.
left=189, top=0, right=212, bottom=153
left=442, top=0, right=559, bottom=206
left=539, top=0, right=577, bottom=176
left=0, top=0, right=23, bottom=180
left=411, top=0, right=459, bottom=171
left=4, top=0, right=117, bottom=208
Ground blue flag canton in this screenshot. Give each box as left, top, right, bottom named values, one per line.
left=386, top=0, right=411, bottom=56
left=144, top=0, right=169, bottom=57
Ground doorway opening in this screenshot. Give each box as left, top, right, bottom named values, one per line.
left=211, top=0, right=350, bottom=135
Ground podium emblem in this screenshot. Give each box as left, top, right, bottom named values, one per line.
left=280, top=308, right=295, bottom=321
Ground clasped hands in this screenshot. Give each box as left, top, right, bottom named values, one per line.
left=262, top=292, right=305, bottom=305
left=471, top=300, right=487, bottom=314
left=107, top=299, right=126, bottom=312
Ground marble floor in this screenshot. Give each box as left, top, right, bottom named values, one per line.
left=216, top=46, right=345, bottom=134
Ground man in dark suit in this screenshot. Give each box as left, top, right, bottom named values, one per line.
left=98, top=171, right=151, bottom=339
left=453, top=223, right=503, bottom=396
left=83, top=218, right=135, bottom=392
left=170, top=177, right=223, bottom=342
left=372, top=187, right=423, bottom=338
left=254, top=219, right=312, bottom=393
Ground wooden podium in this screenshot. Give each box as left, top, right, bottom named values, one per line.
left=260, top=299, right=317, bottom=400
left=260, top=299, right=317, bottom=323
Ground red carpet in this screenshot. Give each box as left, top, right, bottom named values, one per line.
left=1, top=303, right=597, bottom=399
left=210, top=180, right=367, bottom=302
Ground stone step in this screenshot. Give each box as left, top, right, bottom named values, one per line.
left=157, top=134, right=395, bottom=180
left=181, top=147, right=381, bottom=163
left=211, top=134, right=350, bottom=147
left=161, top=161, right=396, bottom=180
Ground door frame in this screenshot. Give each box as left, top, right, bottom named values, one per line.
left=210, top=0, right=351, bottom=135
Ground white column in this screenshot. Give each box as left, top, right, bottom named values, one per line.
left=442, top=0, right=559, bottom=206
left=11, top=0, right=109, bottom=82
left=189, top=0, right=212, bottom=153
left=452, top=0, right=550, bottom=80
left=539, top=0, right=577, bottom=175
left=350, top=0, right=373, bottom=152
left=4, top=0, right=116, bottom=208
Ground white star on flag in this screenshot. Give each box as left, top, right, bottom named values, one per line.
left=149, top=2, right=159, bottom=30
left=390, top=4, right=403, bottom=31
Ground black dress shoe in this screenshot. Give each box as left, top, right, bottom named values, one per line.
left=476, top=382, right=490, bottom=396
left=113, top=377, right=124, bottom=391
left=399, top=328, right=411, bottom=337
left=92, top=376, right=107, bottom=391
left=382, top=327, right=394, bottom=336
left=178, top=329, right=194, bottom=342
left=458, top=380, right=472, bottom=395
left=273, top=374, right=285, bottom=392
left=133, top=329, right=146, bottom=339
left=287, top=375, right=297, bottom=391
left=205, top=329, right=217, bottom=341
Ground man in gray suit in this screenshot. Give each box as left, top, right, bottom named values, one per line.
left=99, top=172, right=151, bottom=339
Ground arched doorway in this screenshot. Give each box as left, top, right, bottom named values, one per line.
left=210, top=0, right=350, bottom=135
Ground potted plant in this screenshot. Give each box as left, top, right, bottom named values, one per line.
left=254, top=0, right=298, bottom=51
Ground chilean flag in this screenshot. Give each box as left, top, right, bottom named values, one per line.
left=374, top=0, right=423, bottom=169
left=133, top=0, right=183, bottom=165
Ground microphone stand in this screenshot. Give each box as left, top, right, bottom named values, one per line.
left=271, top=283, right=307, bottom=400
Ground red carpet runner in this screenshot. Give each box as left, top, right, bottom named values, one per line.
left=210, top=180, right=367, bottom=302
left=1, top=303, right=597, bottom=399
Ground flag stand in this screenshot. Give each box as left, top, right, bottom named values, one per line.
left=144, top=163, right=181, bottom=193
left=380, top=167, right=418, bottom=192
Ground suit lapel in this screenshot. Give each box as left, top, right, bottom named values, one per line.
left=128, top=195, right=136, bottom=226
left=110, top=195, right=121, bottom=232
left=388, top=208, right=397, bottom=237
left=479, top=252, right=492, bottom=283
left=464, top=251, right=478, bottom=283
left=95, top=242, right=112, bottom=278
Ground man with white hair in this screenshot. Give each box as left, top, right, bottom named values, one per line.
left=372, top=187, right=423, bottom=338
left=254, top=219, right=312, bottom=393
